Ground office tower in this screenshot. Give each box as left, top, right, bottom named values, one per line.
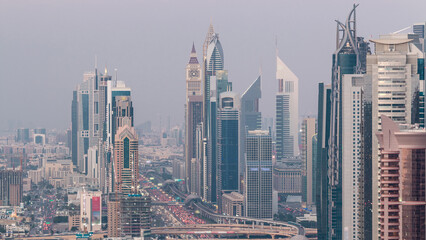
left=80, top=190, right=102, bottom=232
left=0, top=170, right=23, bottom=206
left=107, top=80, right=132, bottom=193
left=16, top=128, right=29, bottom=143
left=87, top=146, right=100, bottom=182
left=273, top=158, right=303, bottom=195
left=275, top=56, right=299, bottom=161
left=217, top=91, right=240, bottom=209
left=340, top=74, right=369, bottom=239
left=195, top=123, right=204, bottom=196
left=113, top=96, right=134, bottom=135
left=202, top=24, right=225, bottom=202
left=315, top=83, right=332, bottom=240
left=301, top=118, right=315, bottom=205
left=33, top=128, right=46, bottom=135
left=107, top=194, right=121, bottom=238
left=71, top=90, right=79, bottom=167
left=114, top=125, right=139, bottom=193
left=75, top=71, right=101, bottom=173
left=245, top=130, right=272, bottom=219
left=376, top=115, right=426, bottom=239
left=107, top=193, right=151, bottom=238
left=120, top=194, right=151, bottom=238
left=110, top=83, right=133, bottom=145
left=240, top=76, right=262, bottom=191
left=172, top=160, right=185, bottom=180
left=327, top=5, right=373, bottom=239
left=368, top=34, right=422, bottom=240
left=185, top=43, right=203, bottom=194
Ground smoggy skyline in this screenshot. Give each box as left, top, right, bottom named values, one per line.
left=1, top=0, right=425, bottom=131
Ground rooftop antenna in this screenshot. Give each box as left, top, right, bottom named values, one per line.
left=114, top=68, right=118, bottom=87
left=392, top=26, right=412, bottom=34
left=95, top=55, right=98, bottom=69
left=275, top=35, right=278, bottom=58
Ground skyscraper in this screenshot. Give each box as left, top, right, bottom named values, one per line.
left=245, top=130, right=272, bottom=219
left=185, top=43, right=203, bottom=194
left=376, top=115, right=426, bottom=239
left=0, top=170, right=22, bottom=206
left=113, top=125, right=139, bottom=194
left=75, top=71, right=101, bottom=174
left=341, top=74, right=367, bottom=239
left=327, top=5, right=372, bottom=239
left=16, top=128, right=29, bottom=143
left=240, top=76, right=262, bottom=191
left=217, top=91, right=240, bottom=209
left=315, top=83, right=332, bottom=240
left=275, top=56, right=299, bottom=161
left=203, top=28, right=225, bottom=202
left=301, top=117, right=316, bottom=205
left=71, top=90, right=78, bottom=167
left=368, top=33, right=422, bottom=240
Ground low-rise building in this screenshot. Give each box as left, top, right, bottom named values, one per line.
left=222, top=192, right=244, bottom=216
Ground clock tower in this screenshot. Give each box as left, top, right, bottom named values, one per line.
left=185, top=43, right=203, bottom=195
left=186, top=43, right=202, bottom=97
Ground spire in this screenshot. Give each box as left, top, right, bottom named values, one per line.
left=191, top=42, right=196, bottom=54
left=105, top=65, right=108, bottom=75
left=188, top=43, right=199, bottom=64
left=203, top=22, right=215, bottom=60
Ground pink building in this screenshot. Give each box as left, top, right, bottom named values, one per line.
left=376, top=115, right=426, bottom=239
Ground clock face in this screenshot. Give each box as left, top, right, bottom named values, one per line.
left=189, top=69, right=200, bottom=78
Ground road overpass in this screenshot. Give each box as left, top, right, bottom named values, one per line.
left=151, top=224, right=298, bottom=239
left=164, top=184, right=305, bottom=235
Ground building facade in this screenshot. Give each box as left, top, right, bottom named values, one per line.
left=376, top=115, right=426, bottom=239
left=185, top=43, right=203, bottom=194
left=369, top=34, right=422, bottom=240
left=301, top=118, right=316, bottom=204
left=245, top=130, right=272, bottom=219
left=113, top=126, right=139, bottom=193
left=275, top=56, right=299, bottom=161
left=217, top=91, right=240, bottom=209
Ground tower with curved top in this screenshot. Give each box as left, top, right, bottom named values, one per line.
left=202, top=24, right=225, bottom=203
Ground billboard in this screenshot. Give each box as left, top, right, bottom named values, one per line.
left=91, top=196, right=101, bottom=225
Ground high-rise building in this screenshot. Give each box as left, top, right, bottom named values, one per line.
left=275, top=56, right=299, bottom=161
left=217, top=91, right=240, bottom=209
left=107, top=193, right=151, bottom=238
left=120, top=194, right=151, bottom=238
left=367, top=33, right=422, bottom=240
left=16, top=128, right=29, bottom=143
left=316, top=82, right=332, bottom=240
left=185, top=43, right=203, bottom=194
left=72, top=90, right=78, bottom=167
left=202, top=24, right=225, bottom=202
left=376, top=115, right=426, bottom=239
left=273, top=158, right=303, bottom=195
left=0, top=170, right=22, bottom=206
left=341, top=74, right=367, bottom=239
left=301, top=118, right=316, bottom=205
left=327, top=5, right=372, bottom=239
left=113, top=125, right=139, bottom=194
left=245, top=130, right=272, bottom=219
left=107, top=194, right=121, bottom=238
left=80, top=190, right=102, bottom=232
left=240, top=76, right=262, bottom=191
left=75, top=71, right=101, bottom=174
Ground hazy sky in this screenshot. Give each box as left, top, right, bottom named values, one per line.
left=1, top=0, right=426, bottom=131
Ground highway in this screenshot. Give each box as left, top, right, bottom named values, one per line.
left=151, top=224, right=297, bottom=239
